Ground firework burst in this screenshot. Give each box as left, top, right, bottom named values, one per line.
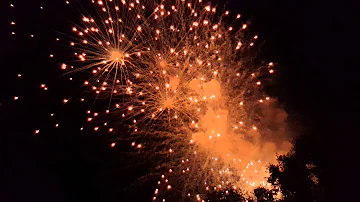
left=61, top=0, right=291, bottom=200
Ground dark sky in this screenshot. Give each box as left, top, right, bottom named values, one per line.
left=1, top=0, right=352, bottom=201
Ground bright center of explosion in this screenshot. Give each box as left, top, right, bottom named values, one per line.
left=109, top=50, right=124, bottom=61
left=159, top=60, right=168, bottom=68
left=163, top=98, right=174, bottom=108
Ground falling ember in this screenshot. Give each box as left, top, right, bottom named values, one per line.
left=111, top=142, right=116, bottom=148
left=61, top=63, right=67, bottom=69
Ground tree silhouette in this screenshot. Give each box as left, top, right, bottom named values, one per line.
left=268, top=134, right=325, bottom=202
left=204, top=184, right=247, bottom=202
left=253, top=187, right=278, bottom=202
left=204, top=185, right=282, bottom=202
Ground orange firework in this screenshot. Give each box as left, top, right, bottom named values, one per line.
left=61, top=0, right=291, bottom=201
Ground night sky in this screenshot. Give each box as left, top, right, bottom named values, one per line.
left=1, top=0, right=351, bottom=201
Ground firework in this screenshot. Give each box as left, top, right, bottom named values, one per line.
left=62, top=0, right=291, bottom=200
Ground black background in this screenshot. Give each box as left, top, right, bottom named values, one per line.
left=1, top=0, right=355, bottom=201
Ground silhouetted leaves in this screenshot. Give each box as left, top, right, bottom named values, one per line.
left=205, top=185, right=247, bottom=202
left=268, top=134, right=325, bottom=202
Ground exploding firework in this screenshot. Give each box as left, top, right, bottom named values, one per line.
left=61, top=0, right=292, bottom=200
